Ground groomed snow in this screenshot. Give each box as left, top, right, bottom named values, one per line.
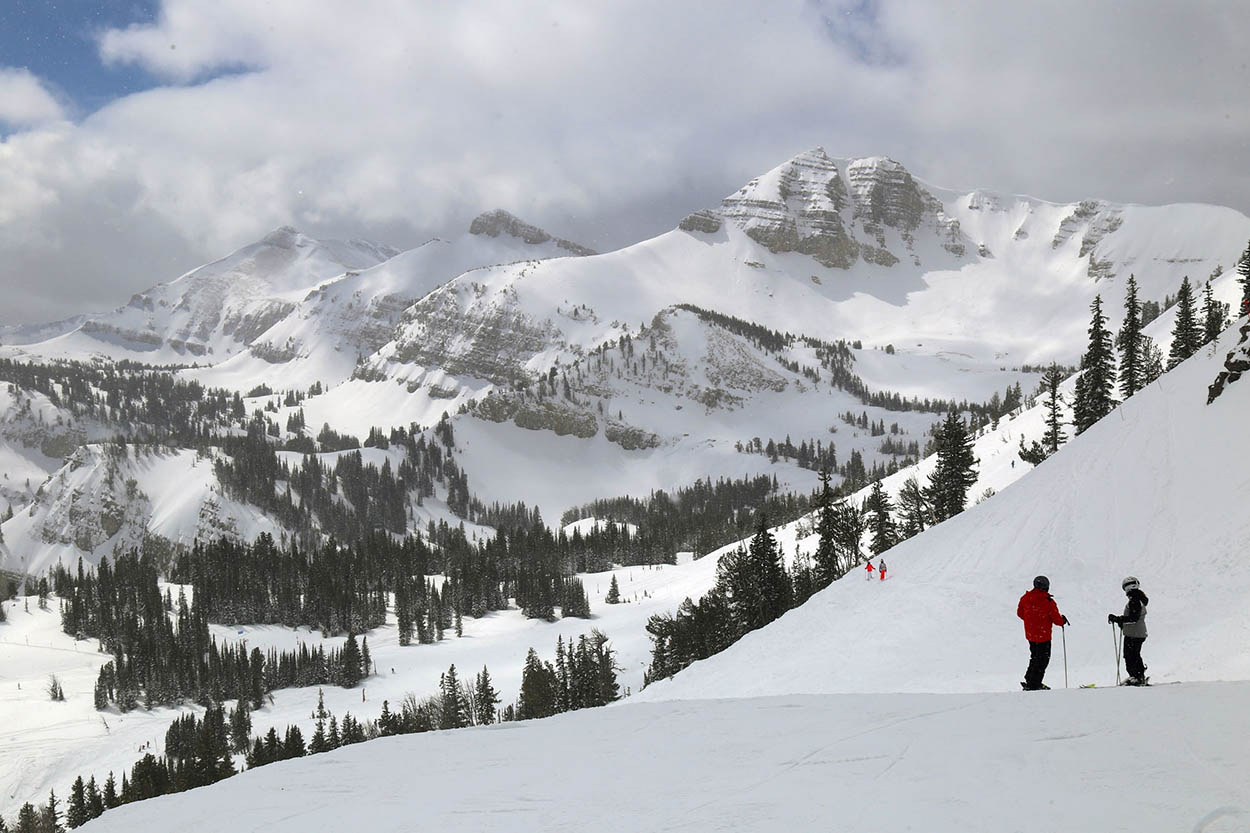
left=75, top=684, right=1250, bottom=833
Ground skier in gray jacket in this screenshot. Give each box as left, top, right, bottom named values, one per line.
left=1108, top=576, right=1149, bottom=685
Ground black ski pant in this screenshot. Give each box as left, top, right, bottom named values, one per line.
left=1025, top=640, right=1051, bottom=688
left=1123, top=636, right=1147, bottom=680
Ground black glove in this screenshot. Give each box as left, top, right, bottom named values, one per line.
left=1062, top=615, right=1069, bottom=626
left=1107, top=614, right=1118, bottom=625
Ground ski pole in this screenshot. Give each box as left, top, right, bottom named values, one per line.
left=1061, top=625, right=1068, bottom=689
left=1112, top=622, right=1121, bottom=686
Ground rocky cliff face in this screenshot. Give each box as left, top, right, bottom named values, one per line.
left=378, top=277, right=562, bottom=387
left=706, top=148, right=969, bottom=268
left=470, top=210, right=597, bottom=257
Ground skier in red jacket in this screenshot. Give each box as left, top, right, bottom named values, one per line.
left=1017, top=575, right=1068, bottom=690
left=865, top=561, right=874, bottom=581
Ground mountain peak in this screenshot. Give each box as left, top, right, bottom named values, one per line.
left=469, top=210, right=596, bottom=256
left=259, top=225, right=303, bottom=249
left=701, top=150, right=965, bottom=267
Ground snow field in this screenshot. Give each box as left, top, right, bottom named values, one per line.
left=75, top=683, right=1250, bottom=833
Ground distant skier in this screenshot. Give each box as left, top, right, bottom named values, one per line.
left=878, top=559, right=887, bottom=581
left=1017, top=575, right=1068, bottom=690
left=1108, top=576, right=1149, bottom=685
left=865, top=561, right=875, bottom=581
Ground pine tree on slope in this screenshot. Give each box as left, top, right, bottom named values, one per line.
left=66, top=777, right=87, bottom=830
left=1140, top=335, right=1164, bottom=385
left=1202, top=279, right=1230, bottom=344
left=474, top=666, right=499, bottom=725
left=865, top=481, right=898, bottom=555
left=925, top=413, right=979, bottom=522
left=1117, top=275, right=1145, bottom=398
left=1073, top=295, right=1117, bottom=434
left=1040, top=364, right=1068, bottom=454
left=812, top=467, right=841, bottom=586
left=896, top=475, right=929, bottom=540
left=1237, top=240, right=1250, bottom=306
left=1167, top=276, right=1203, bottom=369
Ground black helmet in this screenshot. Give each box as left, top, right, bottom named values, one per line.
left=1122, top=575, right=1140, bottom=592
left=1033, top=575, right=1050, bottom=591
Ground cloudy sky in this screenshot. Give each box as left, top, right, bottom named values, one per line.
left=1, top=0, right=1247, bottom=325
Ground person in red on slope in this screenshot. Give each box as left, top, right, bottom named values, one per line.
left=1017, top=575, right=1069, bottom=690
left=879, top=559, right=887, bottom=581
left=865, top=561, right=875, bottom=581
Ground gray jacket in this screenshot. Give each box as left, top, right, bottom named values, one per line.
left=1118, top=589, right=1148, bottom=638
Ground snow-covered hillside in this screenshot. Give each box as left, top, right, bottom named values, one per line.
left=20, top=317, right=1245, bottom=832
left=640, top=320, right=1250, bottom=700
left=0, top=445, right=283, bottom=579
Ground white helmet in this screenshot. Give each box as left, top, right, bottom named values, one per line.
left=1122, top=575, right=1140, bottom=592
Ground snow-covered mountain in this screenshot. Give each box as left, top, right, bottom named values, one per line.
left=2, top=149, right=1248, bottom=572
left=182, top=210, right=599, bottom=392
left=1, top=228, right=399, bottom=365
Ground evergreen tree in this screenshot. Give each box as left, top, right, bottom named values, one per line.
left=361, top=637, right=371, bottom=679
left=896, top=475, right=929, bottom=540
left=473, top=666, right=500, bottom=725
left=1167, top=276, right=1203, bottom=369
left=865, top=481, right=897, bottom=555
left=14, top=804, right=37, bottom=833
left=925, top=413, right=978, bottom=522
left=516, top=648, right=558, bottom=720
left=341, top=633, right=362, bottom=688
left=309, top=689, right=329, bottom=753
left=228, top=698, right=252, bottom=754
left=1202, top=279, right=1230, bottom=343
left=1073, top=294, right=1116, bottom=434
left=1237, top=240, right=1250, bottom=306
left=832, top=500, right=864, bottom=570
left=1117, top=275, right=1145, bottom=398
left=41, top=789, right=61, bottom=833
left=84, top=778, right=104, bottom=822
left=439, top=664, right=469, bottom=729
left=604, top=574, right=621, bottom=604
left=748, top=514, right=791, bottom=628
left=812, top=467, right=841, bottom=585
left=1140, top=334, right=1164, bottom=385
left=1040, top=364, right=1067, bottom=454
left=102, top=773, right=118, bottom=809
left=66, top=777, right=87, bottom=829
left=283, top=725, right=306, bottom=758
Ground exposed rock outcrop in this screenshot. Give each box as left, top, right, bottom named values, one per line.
left=1207, top=319, right=1250, bottom=404
left=470, top=210, right=596, bottom=256
left=679, top=209, right=723, bottom=234
left=716, top=148, right=968, bottom=269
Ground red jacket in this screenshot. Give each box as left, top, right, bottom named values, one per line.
left=1017, top=588, right=1064, bottom=643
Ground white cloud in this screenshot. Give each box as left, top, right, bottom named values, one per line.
left=1, top=0, right=1249, bottom=325
left=0, top=68, right=67, bottom=127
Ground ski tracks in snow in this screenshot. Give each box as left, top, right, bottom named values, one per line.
left=661, top=695, right=990, bottom=829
